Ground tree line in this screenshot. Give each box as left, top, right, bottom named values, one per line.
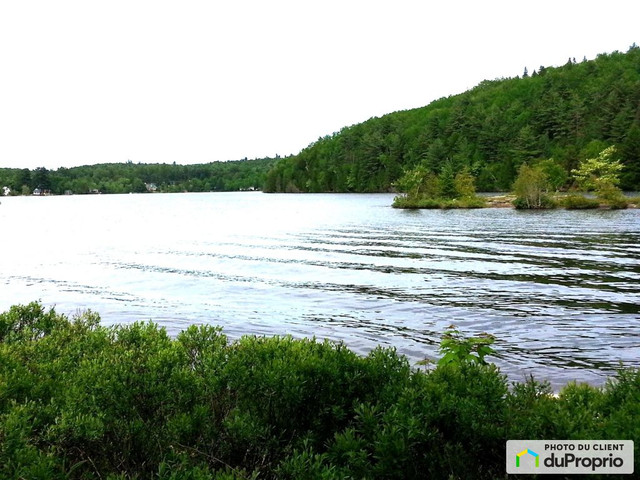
left=0, top=157, right=278, bottom=195
left=265, top=45, right=640, bottom=193
left=4, top=46, right=639, bottom=197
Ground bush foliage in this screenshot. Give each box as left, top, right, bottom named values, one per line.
left=0, top=303, right=638, bottom=479
left=560, top=194, right=601, bottom=209
left=392, top=165, right=486, bottom=209
left=512, top=164, right=557, bottom=209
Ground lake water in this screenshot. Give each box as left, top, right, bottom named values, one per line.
left=1, top=192, right=638, bottom=388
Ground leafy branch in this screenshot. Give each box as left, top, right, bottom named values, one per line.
left=437, top=325, right=496, bottom=367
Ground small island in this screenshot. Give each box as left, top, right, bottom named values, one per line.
left=392, top=146, right=640, bottom=210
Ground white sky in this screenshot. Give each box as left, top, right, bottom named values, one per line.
left=1, top=0, right=638, bottom=170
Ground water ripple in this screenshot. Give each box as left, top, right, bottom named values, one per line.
left=1, top=193, right=638, bottom=389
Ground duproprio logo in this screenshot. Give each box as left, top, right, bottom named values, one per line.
left=507, top=440, right=633, bottom=474
left=516, top=448, right=539, bottom=468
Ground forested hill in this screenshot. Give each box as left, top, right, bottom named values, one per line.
left=0, top=157, right=277, bottom=195
left=265, top=46, right=640, bottom=193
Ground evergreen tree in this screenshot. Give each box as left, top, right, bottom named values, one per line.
left=439, top=162, right=457, bottom=199
left=619, top=122, right=640, bottom=189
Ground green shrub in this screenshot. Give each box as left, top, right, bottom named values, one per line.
left=392, top=195, right=442, bottom=209
left=506, top=375, right=558, bottom=439
left=0, top=301, right=63, bottom=343
left=392, top=195, right=486, bottom=209
left=512, top=164, right=556, bottom=209
left=596, top=182, right=628, bottom=209
left=599, top=368, right=640, bottom=444
left=437, top=325, right=495, bottom=366
left=1, top=302, right=638, bottom=479
left=560, top=194, right=600, bottom=209
left=513, top=193, right=556, bottom=209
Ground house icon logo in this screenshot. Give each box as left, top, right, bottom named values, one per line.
left=516, top=448, right=539, bottom=468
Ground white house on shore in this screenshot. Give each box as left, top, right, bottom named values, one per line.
left=2, top=186, right=10, bottom=196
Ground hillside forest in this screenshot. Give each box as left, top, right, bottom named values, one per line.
left=2, top=46, right=639, bottom=197
left=265, top=46, right=640, bottom=193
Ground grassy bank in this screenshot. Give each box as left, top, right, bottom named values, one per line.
left=392, top=195, right=487, bottom=209
left=394, top=193, right=640, bottom=209
left=1, top=303, right=638, bottom=479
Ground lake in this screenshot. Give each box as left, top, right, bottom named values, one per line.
left=1, top=192, right=638, bottom=388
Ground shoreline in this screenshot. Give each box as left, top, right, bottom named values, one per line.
left=395, top=193, right=640, bottom=209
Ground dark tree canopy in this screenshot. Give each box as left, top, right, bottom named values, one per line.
left=265, top=47, right=640, bottom=193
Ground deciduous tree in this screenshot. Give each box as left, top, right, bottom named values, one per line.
left=512, top=164, right=553, bottom=209
left=572, top=146, right=623, bottom=191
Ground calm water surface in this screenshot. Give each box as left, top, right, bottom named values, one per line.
left=1, top=192, right=638, bottom=388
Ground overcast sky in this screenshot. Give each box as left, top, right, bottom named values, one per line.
left=1, top=0, right=638, bottom=170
